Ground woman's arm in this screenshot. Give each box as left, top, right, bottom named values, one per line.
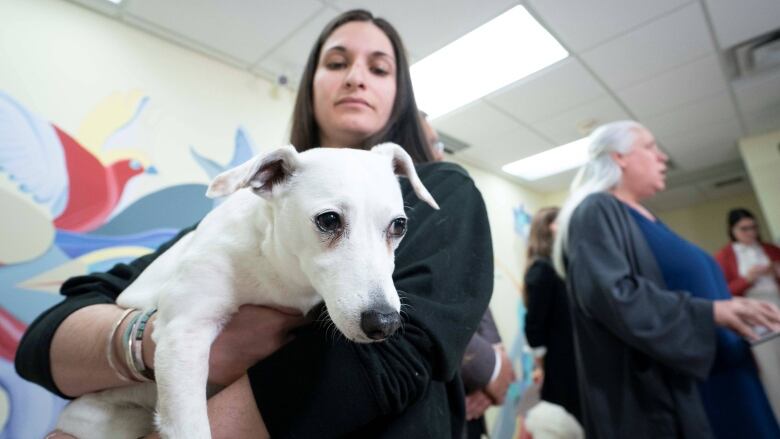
left=15, top=226, right=196, bottom=397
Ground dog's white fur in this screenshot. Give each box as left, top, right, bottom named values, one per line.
left=524, top=401, right=584, bottom=439
left=55, top=143, right=439, bottom=439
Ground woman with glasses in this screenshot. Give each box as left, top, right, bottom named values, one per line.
left=716, top=208, right=780, bottom=421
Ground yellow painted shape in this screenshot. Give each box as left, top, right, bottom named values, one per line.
left=0, top=188, right=54, bottom=264
left=0, top=384, right=8, bottom=435
left=76, top=90, right=146, bottom=162
left=17, top=246, right=152, bottom=294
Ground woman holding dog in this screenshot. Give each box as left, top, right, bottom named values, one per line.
left=17, top=10, right=494, bottom=438
left=553, top=120, right=780, bottom=439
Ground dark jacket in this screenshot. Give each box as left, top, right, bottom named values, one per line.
left=524, top=257, right=580, bottom=421
left=16, top=161, right=494, bottom=439
left=461, top=310, right=501, bottom=439
left=565, top=192, right=716, bottom=439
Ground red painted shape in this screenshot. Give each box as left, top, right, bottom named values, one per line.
left=52, top=125, right=143, bottom=232
left=0, top=307, right=27, bottom=362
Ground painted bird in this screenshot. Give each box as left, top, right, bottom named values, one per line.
left=0, top=91, right=154, bottom=233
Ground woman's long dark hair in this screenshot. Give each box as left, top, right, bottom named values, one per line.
left=289, top=9, right=432, bottom=163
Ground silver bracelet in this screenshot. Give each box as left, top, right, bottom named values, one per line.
left=123, top=312, right=150, bottom=382
left=106, top=308, right=136, bottom=382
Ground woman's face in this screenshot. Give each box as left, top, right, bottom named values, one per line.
left=614, top=128, right=668, bottom=200
left=733, top=217, right=759, bottom=245
left=313, top=21, right=397, bottom=148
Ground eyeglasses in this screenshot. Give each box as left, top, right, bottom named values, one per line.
left=736, top=225, right=759, bottom=232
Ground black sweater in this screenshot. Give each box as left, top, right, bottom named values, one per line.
left=523, top=258, right=580, bottom=421
left=15, top=161, right=494, bottom=438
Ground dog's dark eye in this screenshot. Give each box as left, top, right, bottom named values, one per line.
left=388, top=217, right=407, bottom=237
left=315, top=212, right=342, bottom=233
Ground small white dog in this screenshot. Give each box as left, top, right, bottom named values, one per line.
left=55, top=143, right=439, bottom=439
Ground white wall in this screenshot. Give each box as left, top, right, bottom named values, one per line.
left=740, top=130, right=780, bottom=241
left=657, top=192, right=771, bottom=253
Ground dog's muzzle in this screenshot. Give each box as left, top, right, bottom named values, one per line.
left=360, top=308, right=401, bottom=340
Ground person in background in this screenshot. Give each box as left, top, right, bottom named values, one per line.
left=715, top=208, right=780, bottom=421
left=553, top=120, right=780, bottom=439
left=419, top=111, right=515, bottom=439
left=523, top=206, right=581, bottom=422
left=419, top=110, right=445, bottom=161
left=18, top=10, right=494, bottom=438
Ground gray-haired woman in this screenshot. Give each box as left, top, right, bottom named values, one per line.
left=553, top=120, right=780, bottom=439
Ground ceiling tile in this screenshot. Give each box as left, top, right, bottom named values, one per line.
left=704, top=0, right=780, bottom=49
left=525, top=168, right=579, bottom=193
left=484, top=125, right=555, bottom=162
left=662, top=118, right=742, bottom=170
left=640, top=91, right=737, bottom=139
left=433, top=100, right=522, bottom=147
left=253, top=6, right=339, bottom=82
left=125, top=0, right=323, bottom=64
left=732, top=68, right=780, bottom=115
left=532, top=95, right=631, bottom=145
left=331, top=0, right=517, bottom=60
left=452, top=123, right=554, bottom=170
left=616, top=54, right=728, bottom=119
left=581, top=2, right=714, bottom=89
left=485, top=58, right=606, bottom=124
left=526, top=0, right=691, bottom=52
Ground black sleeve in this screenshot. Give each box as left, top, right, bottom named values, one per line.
left=14, top=225, right=197, bottom=397
left=567, top=196, right=715, bottom=379
left=248, top=164, right=494, bottom=437
left=523, top=260, right=557, bottom=349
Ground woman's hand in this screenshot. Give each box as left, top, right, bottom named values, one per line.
left=142, top=305, right=307, bottom=387
left=465, top=390, right=492, bottom=421
left=746, top=264, right=771, bottom=283
left=713, top=297, right=780, bottom=340
left=208, top=305, right=306, bottom=386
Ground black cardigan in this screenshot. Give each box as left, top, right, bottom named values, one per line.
left=566, top=192, right=716, bottom=439
left=523, top=257, right=580, bottom=421
left=15, top=161, right=494, bottom=438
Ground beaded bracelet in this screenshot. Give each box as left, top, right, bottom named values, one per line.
left=131, top=308, right=157, bottom=381
left=106, top=308, right=136, bottom=382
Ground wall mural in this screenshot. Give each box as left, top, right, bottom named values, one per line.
left=492, top=203, right=536, bottom=439
left=0, top=89, right=535, bottom=438
left=0, top=90, right=255, bottom=437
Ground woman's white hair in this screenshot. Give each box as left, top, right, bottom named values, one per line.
left=553, top=120, right=646, bottom=277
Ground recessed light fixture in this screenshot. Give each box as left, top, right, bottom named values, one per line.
left=411, top=5, right=568, bottom=119
left=502, top=137, right=590, bottom=181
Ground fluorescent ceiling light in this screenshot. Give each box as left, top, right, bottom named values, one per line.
left=104, top=0, right=123, bottom=4
left=502, top=137, right=590, bottom=181
left=411, top=5, right=568, bottom=119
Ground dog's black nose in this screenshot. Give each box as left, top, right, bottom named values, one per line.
left=360, top=309, right=401, bottom=340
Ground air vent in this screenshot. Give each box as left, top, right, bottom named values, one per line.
left=438, top=132, right=470, bottom=154
left=712, top=176, right=745, bottom=189
left=732, top=30, right=780, bottom=77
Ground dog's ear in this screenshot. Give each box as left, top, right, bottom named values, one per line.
left=206, top=145, right=299, bottom=199
left=371, top=142, right=439, bottom=210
